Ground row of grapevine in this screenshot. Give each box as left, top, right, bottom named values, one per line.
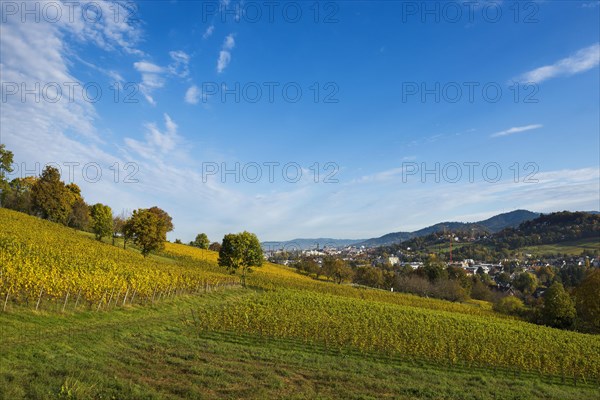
left=166, top=239, right=507, bottom=319
left=194, top=288, right=600, bottom=382
left=0, top=209, right=237, bottom=311
left=250, top=262, right=506, bottom=319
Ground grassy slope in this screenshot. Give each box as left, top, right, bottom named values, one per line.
left=518, top=237, right=600, bottom=256
left=2, top=292, right=598, bottom=400
left=1, top=211, right=599, bottom=399
left=422, top=237, right=599, bottom=257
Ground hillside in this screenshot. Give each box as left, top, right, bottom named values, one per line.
left=477, top=209, right=541, bottom=232
left=387, top=211, right=599, bottom=259
left=262, top=210, right=587, bottom=250
left=518, top=237, right=600, bottom=256
left=1, top=209, right=600, bottom=399
left=356, top=210, right=540, bottom=247
left=485, top=211, right=600, bottom=249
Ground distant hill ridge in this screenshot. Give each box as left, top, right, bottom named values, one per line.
left=355, top=210, right=541, bottom=247
left=262, top=210, right=543, bottom=250
left=484, top=211, right=600, bottom=249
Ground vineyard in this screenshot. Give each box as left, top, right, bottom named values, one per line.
left=166, top=237, right=504, bottom=318
left=194, top=288, right=600, bottom=383
left=165, top=238, right=600, bottom=383
left=0, top=208, right=237, bottom=312
left=2, top=207, right=600, bottom=397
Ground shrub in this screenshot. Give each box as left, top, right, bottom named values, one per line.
left=493, top=296, right=524, bottom=316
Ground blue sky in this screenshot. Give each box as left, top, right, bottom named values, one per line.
left=1, top=0, right=599, bottom=242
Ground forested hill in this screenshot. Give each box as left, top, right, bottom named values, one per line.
left=354, top=210, right=540, bottom=247
left=377, top=211, right=599, bottom=256
left=484, top=211, right=600, bottom=249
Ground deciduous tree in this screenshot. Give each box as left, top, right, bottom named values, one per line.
left=208, top=242, right=222, bottom=252
left=542, top=282, right=576, bottom=329
left=323, top=257, right=354, bottom=284
left=493, top=296, right=524, bottom=315
left=90, top=203, right=113, bottom=241
left=353, top=266, right=384, bottom=288
left=2, top=177, right=36, bottom=213
left=148, top=206, right=174, bottom=233
left=112, top=215, right=126, bottom=246
left=68, top=199, right=90, bottom=230
left=31, top=166, right=72, bottom=224
left=421, top=254, right=447, bottom=282
left=192, top=233, right=210, bottom=249
left=513, top=271, right=538, bottom=296
left=218, top=231, right=263, bottom=287
left=0, top=144, right=14, bottom=193
left=573, top=269, right=600, bottom=332
left=128, top=208, right=168, bottom=257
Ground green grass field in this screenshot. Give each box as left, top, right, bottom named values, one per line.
left=519, top=237, right=600, bottom=256
left=424, top=237, right=599, bottom=258
left=1, top=209, right=599, bottom=399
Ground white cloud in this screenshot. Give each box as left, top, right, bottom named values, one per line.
left=43, top=0, right=144, bottom=56
left=133, top=51, right=191, bottom=104
left=353, top=167, right=406, bottom=184
left=1, top=11, right=97, bottom=143
left=133, top=61, right=164, bottom=73
left=217, top=34, right=235, bottom=73
left=223, top=34, right=235, bottom=50
left=332, top=166, right=600, bottom=238
left=217, top=51, right=232, bottom=74
left=203, top=25, right=215, bottom=39
left=185, top=85, right=200, bottom=104
left=0, top=3, right=152, bottom=210
left=490, top=124, right=543, bottom=138
left=0, top=1, right=235, bottom=241
left=133, top=62, right=165, bottom=104
left=168, top=51, right=190, bottom=77
left=125, top=114, right=181, bottom=161
left=518, top=43, right=600, bottom=83
left=3, top=1, right=598, bottom=243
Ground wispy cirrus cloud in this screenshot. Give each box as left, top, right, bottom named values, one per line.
left=336, top=166, right=600, bottom=238
left=134, top=61, right=165, bottom=105
left=203, top=25, right=215, bottom=39
left=54, top=0, right=144, bottom=56
left=0, top=1, right=154, bottom=209
left=217, top=34, right=235, bottom=73
left=124, top=114, right=182, bottom=161
left=134, top=51, right=191, bottom=104
left=517, top=43, right=600, bottom=83
left=0, top=0, right=146, bottom=144
left=490, top=124, right=543, bottom=138
left=168, top=51, right=190, bottom=77
left=185, top=85, right=200, bottom=104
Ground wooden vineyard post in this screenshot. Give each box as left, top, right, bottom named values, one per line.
left=62, top=291, right=70, bottom=312
left=114, top=289, right=121, bottom=307
left=74, top=289, right=82, bottom=310
left=122, top=287, right=129, bottom=306
left=97, top=290, right=107, bottom=312
left=106, top=288, right=115, bottom=309
left=35, top=287, right=44, bottom=311
left=3, top=289, right=10, bottom=312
